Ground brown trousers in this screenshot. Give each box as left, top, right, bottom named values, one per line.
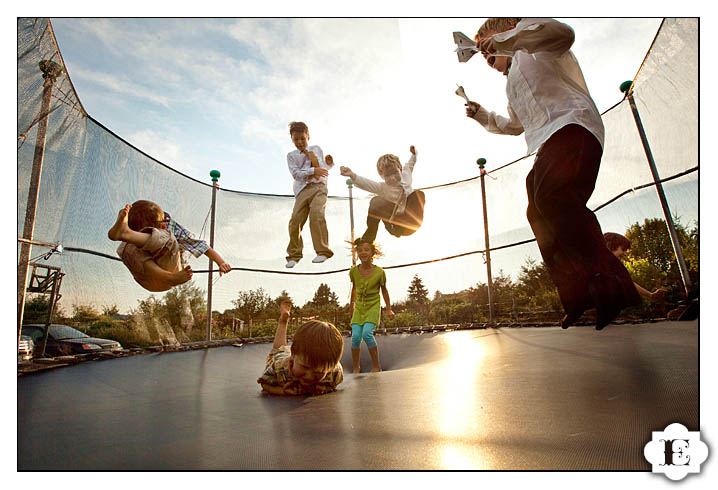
left=526, top=124, right=640, bottom=315
left=286, top=183, right=333, bottom=261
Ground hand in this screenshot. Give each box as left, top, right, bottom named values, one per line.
left=651, top=288, right=668, bottom=302
left=314, top=167, right=329, bottom=178
left=477, top=36, right=495, bottom=55
left=218, top=262, right=232, bottom=275
left=325, top=154, right=334, bottom=166
left=385, top=308, right=395, bottom=320
left=340, top=166, right=354, bottom=178
left=465, top=101, right=480, bottom=117
left=409, top=145, right=416, bottom=155
left=279, top=300, right=292, bottom=319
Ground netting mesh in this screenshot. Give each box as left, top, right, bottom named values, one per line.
left=18, top=18, right=697, bottom=318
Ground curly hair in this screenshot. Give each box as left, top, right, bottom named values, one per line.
left=604, top=232, right=631, bottom=252
left=291, top=320, right=344, bottom=371
left=475, top=17, right=523, bottom=41
left=376, top=153, right=402, bottom=177
left=351, top=237, right=383, bottom=258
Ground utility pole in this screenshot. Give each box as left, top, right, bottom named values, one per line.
left=18, top=60, right=63, bottom=341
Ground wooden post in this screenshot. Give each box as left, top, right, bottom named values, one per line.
left=18, top=60, right=63, bottom=344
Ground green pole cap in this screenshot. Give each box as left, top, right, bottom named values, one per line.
left=346, top=178, right=353, bottom=187
left=476, top=158, right=487, bottom=168
left=210, top=169, right=221, bottom=181
left=620, top=80, right=633, bottom=94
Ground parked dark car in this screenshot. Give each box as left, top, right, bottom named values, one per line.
left=21, top=324, right=122, bottom=357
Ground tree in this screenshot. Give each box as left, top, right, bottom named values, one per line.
left=102, top=305, right=120, bottom=317
left=311, top=283, right=340, bottom=309
left=72, top=304, right=101, bottom=324
left=626, top=217, right=698, bottom=275
left=514, top=258, right=561, bottom=312
left=232, top=287, right=272, bottom=322
left=407, top=274, right=429, bottom=304
left=275, top=290, right=293, bottom=304
left=625, top=217, right=699, bottom=295
left=164, top=281, right=206, bottom=329
left=22, top=294, right=66, bottom=324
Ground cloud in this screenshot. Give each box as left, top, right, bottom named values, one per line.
left=126, top=129, right=197, bottom=176
left=68, top=65, right=171, bottom=108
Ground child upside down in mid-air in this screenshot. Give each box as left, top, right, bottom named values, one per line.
left=108, top=199, right=231, bottom=292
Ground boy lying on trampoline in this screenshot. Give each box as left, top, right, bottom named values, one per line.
left=257, top=300, right=344, bottom=396
left=340, top=145, right=425, bottom=243
left=604, top=232, right=668, bottom=303
left=108, top=199, right=231, bottom=292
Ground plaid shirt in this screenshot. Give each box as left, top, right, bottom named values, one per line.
left=257, top=345, right=344, bottom=396
left=164, top=212, right=209, bottom=259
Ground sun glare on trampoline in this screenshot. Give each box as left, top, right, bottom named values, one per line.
left=436, top=331, right=490, bottom=469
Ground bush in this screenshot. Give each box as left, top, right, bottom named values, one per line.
left=384, top=312, right=420, bottom=328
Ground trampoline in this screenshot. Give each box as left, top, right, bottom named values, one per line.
left=17, top=320, right=698, bottom=470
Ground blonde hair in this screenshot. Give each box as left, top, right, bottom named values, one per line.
left=475, top=17, right=522, bottom=41
left=351, top=237, right=384, bottom=258
left=376, top=153, right=402, bottom=177
left=291, top=320, right=344, bottom=371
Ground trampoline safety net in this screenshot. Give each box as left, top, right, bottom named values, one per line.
left=17, top=18, right=698, bottom=339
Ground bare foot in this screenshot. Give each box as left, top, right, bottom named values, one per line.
left=353, top=369, right=361, bottom=374
left=173, top=265, right=193, bottom=285
left=371, top=367, right=382, bottom=373
left=108, top=205, right=131, bottom=241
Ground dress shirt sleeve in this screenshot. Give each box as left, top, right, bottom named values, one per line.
left=403, top=151, right=417, bottom=174
left=491, top=18, right=574, bottom=59
left=473, top=103, right=525, bottom=136
left=287, top=152, right=315, bottom=182
left=352, top=174, right=385, bottom=195
left=314, top=146, right=333, bottom=169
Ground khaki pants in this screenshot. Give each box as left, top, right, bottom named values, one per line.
left=286, top=183, right=333, bottom=261
left=118, top=228, right=182, bottom=290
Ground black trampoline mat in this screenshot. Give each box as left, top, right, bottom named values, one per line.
left=17, top=320, right=698, bottom=470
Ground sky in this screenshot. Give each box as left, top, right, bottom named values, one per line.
left=33, top=16, right=684, bottom=308
left=48, top=17, right=663, bottom=195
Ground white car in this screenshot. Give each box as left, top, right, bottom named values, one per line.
left=18, top=335, right=34, bottom=361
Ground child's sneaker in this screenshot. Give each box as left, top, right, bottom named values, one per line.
left=312, top=255, right=328, bottom=264
left=286, top=259, right=298, bottom=268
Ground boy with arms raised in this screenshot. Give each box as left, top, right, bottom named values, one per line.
left=464, top=18, right=640, bottom=330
